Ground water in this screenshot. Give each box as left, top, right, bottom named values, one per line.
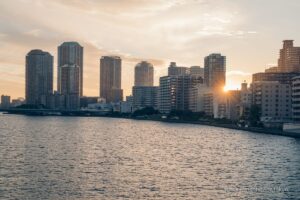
left=0, top=114, right=300, bottom=199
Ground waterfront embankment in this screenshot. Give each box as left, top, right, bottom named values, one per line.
left=1, top=109, right=300, bottom=139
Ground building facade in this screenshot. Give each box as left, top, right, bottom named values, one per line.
left=203, top=92, right=214, bottom=117
left=168, top=62, right=188, bottom=76
left=265, top=66, right=278, bottom=73
left=59, top=64, right=80, bottom=110
left=278, top=40, right=300, bottom=72
left=252, top=81, right=292, bottom=122
left=1, top=95, right=11, bottom=109
left=25, top=49, right=53, bottom=107
left=190, top=66, right=204, bottom=78
left=204, top=53, right=226, bottom=91
left=132, top=86, right=159, bottom=111
left=134, top=61, right=154, bottom=86
left=58, top=42, right=83, bottom=96
left=80, top=97, right=100, bottom=108
left=252, top=72, right=300, bottom=84
left=226, top=90, right=241, bottom=121
left=292, top=76, right=300, bottom=121
left=120, top=96, right=133, bottom=113
left=159, top=75, right=203, bottom=113
left=11, top=98, right=25, bottom=108
left=189, top=84, right=211, bottom=113
left=240, top=82, right=252, bottom=119
left=100, top=56, right=123, bottom=103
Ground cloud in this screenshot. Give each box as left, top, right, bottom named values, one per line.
left=24, top=29, right=42, bottom=37
left=1, top=0, right=299, bottom=99
left=0, top=33, right=6, bottom=38
left=49, top=0, right=205, bottom=15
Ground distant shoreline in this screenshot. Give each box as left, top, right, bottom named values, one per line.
left=1, top=109, right=300, bottom=139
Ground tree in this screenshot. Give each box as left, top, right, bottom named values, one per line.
left=168, top=110, right=206, bottom=121
left=132, top=107, right=160, bottom=117
left=249, top=105, right=261, bottom=127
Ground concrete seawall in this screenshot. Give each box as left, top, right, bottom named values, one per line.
left=1, top=109, right=300, bottom=139
left=154, top=119, right=300, bottom=139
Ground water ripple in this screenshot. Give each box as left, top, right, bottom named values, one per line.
left=0, top=115, right=300, bottom=199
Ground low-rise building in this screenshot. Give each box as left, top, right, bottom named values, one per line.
left=1, top=95, right=11, bottom=109
left=292, top=76, right=300, bottom=121
left=120, top=96, right=133, bottom=113
left=132, top=86, right=159, bottom=111
left=159, top=75, right=203, bottom=113
left=191, top=84, right=227, bottom=118
left=226, top=90, right=241, bottom=121
left=189, top=84, right=211, bottom=113
left=80, top=97, right=102, bottom=108
left=252, top=81, right=292, bottom=123
left=11, top=98, right=25, bottom=108
left=240, top=82, right=252, bottom=119
left=86, top=102, right=120, bottom=112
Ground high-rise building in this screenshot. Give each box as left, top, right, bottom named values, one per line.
left=190, top=66, right=204, bottom=78
left=59, top=64, right=80, bottom=110
left=132, top=86, right=159, bottom=111
left=1, top=95, right=11, bottom=109
left=252, top=72, right=300, bottom=84
left=159, top=75, right=203, bottom=113
left=204, top=53, right=226, bottom=91
left=58, top=42, right=83, bottom=96
left=168, top=62, right=188, bottom=76
left=100, top=56, right=123, bottom=103
left=135, top=61, right=154, bottom=86
left=278, top=40, right=300, bottom=72
left=25, top=49, right=53, bottom=107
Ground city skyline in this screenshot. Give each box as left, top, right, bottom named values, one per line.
left=1, top=0, right=300, bottom=99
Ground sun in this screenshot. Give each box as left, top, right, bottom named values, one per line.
left=223, top=84, right=240, bottom=92
left=223, top=86, right=229, bottom=92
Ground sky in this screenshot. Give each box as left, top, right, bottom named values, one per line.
left=1, top=0, right=300, bottom=99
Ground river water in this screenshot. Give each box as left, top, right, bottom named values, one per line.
left=0, top=114, right=300, bottom=199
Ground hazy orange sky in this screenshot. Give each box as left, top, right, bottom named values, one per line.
left=1, top=0, right=300, bottom=99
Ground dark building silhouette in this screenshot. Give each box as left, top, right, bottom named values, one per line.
left=204, top=53, right=226, bottom=91
left=132, top=86, right=159, bottom=111
left=100, top=56, right=123, bottom=103
left=278, top=40, right=300, bottom=72
left=252, top=72, right=300, bottom=84
left=134, top=61, right=154, bottom=86
left=58, top=42, right=83, bottom=96
left=159, top=75, right=203, bottom=113
left=25, top=49, right=53, bottom=107
left=1, top=95, right=11, bottom=109
left=190, top=66, right=204, bottom=78
left=168, top=62, right=188, bottom=76
left=59, top=64, right=80, bottom=110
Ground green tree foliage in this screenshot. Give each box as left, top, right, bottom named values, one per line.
left=168, top=110, right=206, bottom=121
left=132, top=107, right=160, bottom=117
left=249, top=105, right=261, bottom=126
